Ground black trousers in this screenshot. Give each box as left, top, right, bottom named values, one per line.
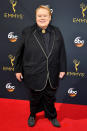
left=29, top=80, right=57, bottom=119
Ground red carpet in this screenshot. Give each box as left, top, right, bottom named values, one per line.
left=0, top=98, right=87, bottom=131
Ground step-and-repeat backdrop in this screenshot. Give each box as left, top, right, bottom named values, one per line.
left=0, top=0, right=87, bottom=105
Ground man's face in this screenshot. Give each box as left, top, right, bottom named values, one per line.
left=36, top=8, right=51, bottom=29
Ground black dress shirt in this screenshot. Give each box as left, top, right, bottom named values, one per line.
left=36, top=25, right=51, bottom=56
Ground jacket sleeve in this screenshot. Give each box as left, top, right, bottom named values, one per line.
left=54, top=26, right=67, bottom=73
left=14, top=30, right=25, bottom=73
left=59, top=30, right=67, bottom=73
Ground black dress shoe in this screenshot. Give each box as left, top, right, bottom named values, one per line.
left=28, top=116, right=35, bottom=127
left=49, top=118, right=61, bottom=127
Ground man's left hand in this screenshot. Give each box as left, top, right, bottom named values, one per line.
left=59, top=72, right=65, bottom=79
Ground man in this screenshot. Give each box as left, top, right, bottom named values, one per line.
left=15, top=5, right=66, bottom=127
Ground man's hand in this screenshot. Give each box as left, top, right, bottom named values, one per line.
left=16, top=73, right=23, bottom=82
left=59, top=72, right=65, bottom=79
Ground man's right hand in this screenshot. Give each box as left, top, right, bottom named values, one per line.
left=16, top=73, right=23, bottom=82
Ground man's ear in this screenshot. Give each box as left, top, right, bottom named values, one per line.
left=49, top=15, right=51, bottom=21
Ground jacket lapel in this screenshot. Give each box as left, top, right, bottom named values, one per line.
left=48, top=29, right=55, bottom=58
left=33, top=30, right=48, bottom=58
left=33, top=28, right=55, bottom=58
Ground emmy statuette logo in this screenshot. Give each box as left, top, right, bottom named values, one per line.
left=8, top=54, right=15, bottom=67
left=73, top=59, right=80, bottom=72
left=2, top=54, right=15, bottom=71
left=3, top=0, right=24, bottom=19
left=67, top=59, right=85, bottom=77
left=80, top=3, right=87, bottom=18
left=73, top=2, right=87, bottom=24
left=10, top=0, right=17, bottom=13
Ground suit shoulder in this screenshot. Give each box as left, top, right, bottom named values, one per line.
left=50, top=25, right=62, bottom=37
left=51, top=25, right=61, bottom=33
left=22, top=24, right=37, bottom=35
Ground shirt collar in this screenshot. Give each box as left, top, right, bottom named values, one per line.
left=36, top=24, right=51, bottom=33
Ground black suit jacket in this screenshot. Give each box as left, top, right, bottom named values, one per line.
left=15, top=24, right=67, bottom=91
